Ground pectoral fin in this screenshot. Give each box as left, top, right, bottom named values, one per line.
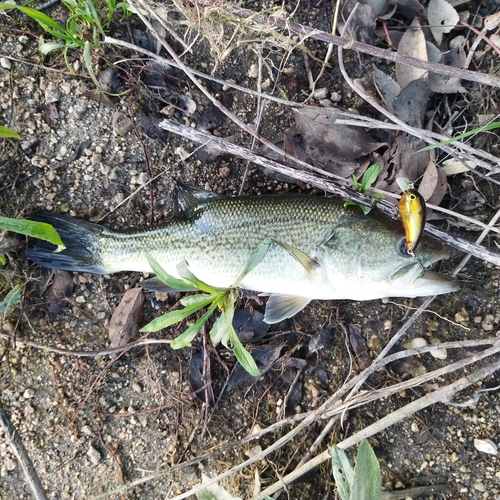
left=264, top=294, right=311, bottom=324
left=275, top=240, right=319, bottom=274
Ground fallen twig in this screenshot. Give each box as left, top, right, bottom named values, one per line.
left=0, top=402, right=48, bottom=500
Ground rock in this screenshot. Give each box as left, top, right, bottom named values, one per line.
left=0, top=57, right=12, bottom=70
left=112, top=111, right=133, bottom=136
left=86, top=445, right=101, bottom=465
left=474, top=438, right=498, bottom=455
left=403, top=337, right=428, bottom=350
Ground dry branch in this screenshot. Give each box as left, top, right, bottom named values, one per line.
left=0, top=403, right=48, bottom=500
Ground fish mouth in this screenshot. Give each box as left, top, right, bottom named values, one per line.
left=390, top=247, right=458, bottom=296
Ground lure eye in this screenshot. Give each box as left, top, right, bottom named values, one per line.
left=398, top=238, right=412, bottom=256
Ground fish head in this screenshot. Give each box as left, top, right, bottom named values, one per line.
left=318, top=217, right=458, bottom=300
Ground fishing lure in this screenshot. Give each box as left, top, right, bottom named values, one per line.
left=398, top=187, right=426, bottom=254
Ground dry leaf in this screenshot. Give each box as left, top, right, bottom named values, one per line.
left=428, top=0, right=459, bottom=45
left=441, top=158, right=477, bottom=175
left=376, top=135, right=429, bottom=193
left=396, top=17, right=428, bottom=89
left=418, top=160, right=448, bottom=205
left=373, top=67, right=401, bottom=112
left=293, top=108, right=384, bottom=160
left=46, top=270, right=73, bottom=318
left=428, top=73, right=466, bottom=93
left=392, top=78, right=430, bottom=128
left=108, top=288, right=144, bottom=351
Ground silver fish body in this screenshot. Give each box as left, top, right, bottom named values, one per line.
left=27, top=185, right=458, bottom=323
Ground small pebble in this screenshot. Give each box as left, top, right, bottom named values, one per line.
left=112, top=111, right=133, bottom=136
left=45, top=87, right=61, bottom=104
left=86, top=445, right=101, bottom=465
left=404, top=337, right=428, bottom=350
left=474, top=438, right=498, bottom=455
left=0, top=57, right=12, bottom=70
left=312, top=87, right=328, bottom=100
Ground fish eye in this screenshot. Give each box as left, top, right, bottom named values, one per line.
left=398, top=238, right=412, bottom=256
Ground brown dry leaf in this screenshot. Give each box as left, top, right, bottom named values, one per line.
left=396, top=17, right=428, bottom=89
left=418, top=160, right=448, bottom=205
left=293, top=108, right=385, bottom=160
left=46, top=270, right=73, bottom=319
left=428, top=0, right=459, bottom=45
left=375, top=135, right=429, bottom=194
left=392, top=78, right=430, bottom=128
left=373, top=67, right=401, bottom=113
left=108, top=288, right=144, bottom=351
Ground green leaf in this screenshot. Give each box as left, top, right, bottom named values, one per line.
left=16, top=6, right=68, bottom=32
left=177, top=260, right=223, bottom=294
left=232, top=237, right=272, bottom=286
left=0, top=125, right=20, bottom=139
left=171, top=301, right=219, bottom=349
left=417, top=122, right=500, bottom=152
left=330, top=445, right=354, bottom=500
left=0, top=216, right=65, bottom=251
left=39, top=41, right=66, bottom=55
left=180, top=293, right=217, bottom=307
left=0, top=284, right=22, bottom=317
left=350, top=440, right=382, bottom=500
left=228, top=325, right=260, bottom=377
left=360, top=163, right=381, bottom=193
left=145, top=253, right=197, bottom=291
left=209, top=313, right=227, bottom=346
left=343, top=200, right=372, bottom=215
left=0, top=253, right=5, bottom=265
left=139, top=296, right=215, bottom=333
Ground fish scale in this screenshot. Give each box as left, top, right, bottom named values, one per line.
left=27, top=185, right=458, bottom=323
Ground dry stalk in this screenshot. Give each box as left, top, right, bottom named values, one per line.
left=0, top=403, right=48, bottom=500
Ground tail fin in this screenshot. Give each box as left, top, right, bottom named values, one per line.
left=26, top=213, right=107, bottom=274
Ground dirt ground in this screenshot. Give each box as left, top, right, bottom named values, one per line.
left=1, top=1, right=500, bottom=499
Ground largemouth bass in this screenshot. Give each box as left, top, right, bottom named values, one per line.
left=27, top=184, right=458, bottom=323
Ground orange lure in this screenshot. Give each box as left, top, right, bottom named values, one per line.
left=398, top=188, right=426, bottom=254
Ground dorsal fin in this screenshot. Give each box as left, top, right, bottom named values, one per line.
left=174, top=181, right=226, bottom=218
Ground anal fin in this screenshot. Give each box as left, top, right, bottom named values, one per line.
left=263, top=294, right=311, bottom=324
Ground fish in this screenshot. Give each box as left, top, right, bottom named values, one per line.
left=26, top=184, right=458, bottom=324
left=398, top=188, right=426, bottom=254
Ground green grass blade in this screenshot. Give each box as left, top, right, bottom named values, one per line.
left=0, top=126, right=20, bottom=139
left=417, top=122, right=500, bottom=152
left=0, top=216, right=65, bottom=251
left=139, top=296, right=215, bottom=333
left=0, top=284, right=22, bottom=317
left=350, top=440, right=382, bottom=500
left=330, top=445, right=354, bottom=500
left=232, top=237, right=272, bottom=286
left=171, top=301, right=219, bottom=349
left=180, top=293, right=217, bottom=307
left=176, top=260, right=224, bottom=293
left=145, top=253, right=197, bottom=291
left=228, top=324, right=260, bottom=377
